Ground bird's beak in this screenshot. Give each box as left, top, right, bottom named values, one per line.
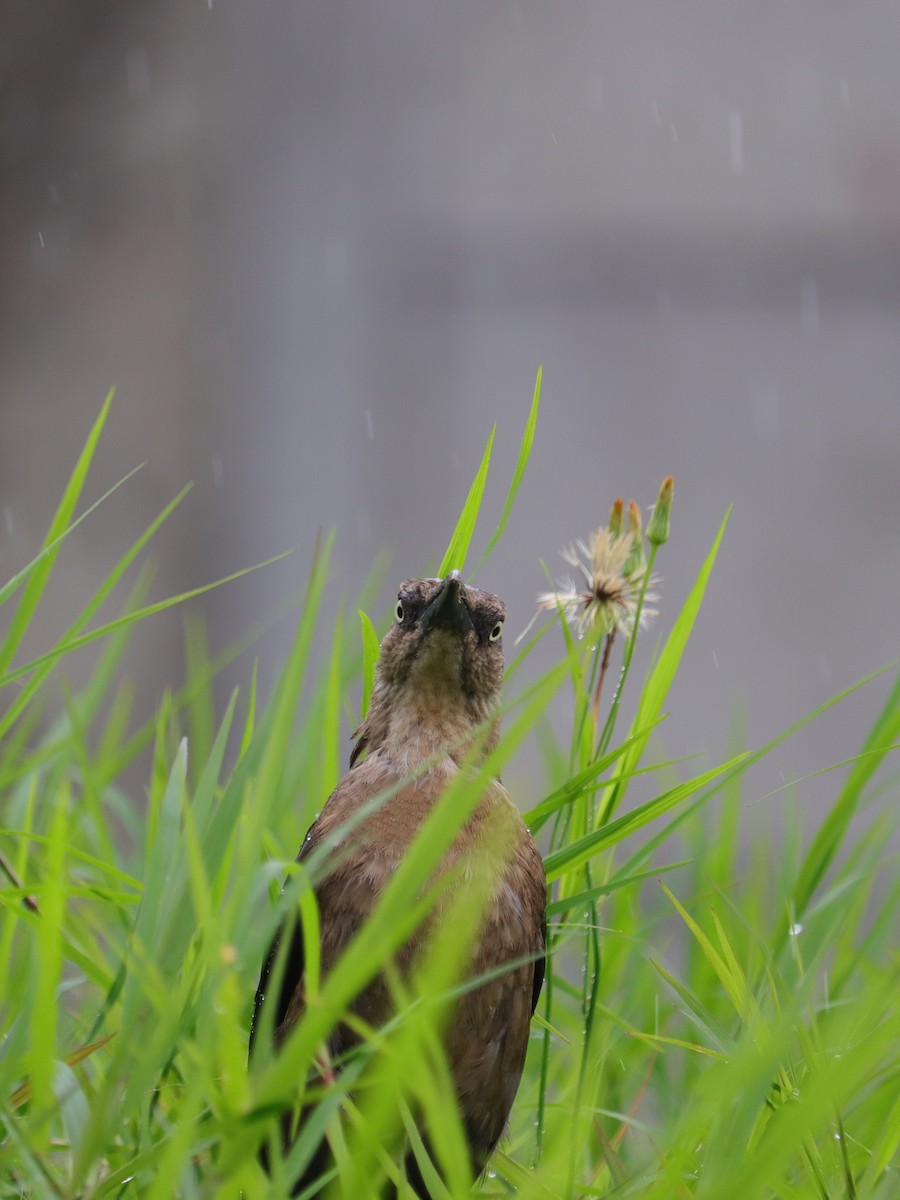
left=420, top=573, right=475, bottom=636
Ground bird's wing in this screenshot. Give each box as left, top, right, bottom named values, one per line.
left=531, top=910, right=547, bottom=1016
left=249, top=757, right=399, bottom=1058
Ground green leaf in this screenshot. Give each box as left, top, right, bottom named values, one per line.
left=120, top=739, right=188, bottom=1028
left=547, top=860, right=690, bottom=916
left=0, top=485, right=194, bottom=742
left=358, top=609, right=381, bottom=718
left=474, top=365, right=542, bottom=571
left=544, top=753, right=745, bottom=881
left=791, top=669, right=900, bottom=925
left=0, top=550, right=292, bottom=691
left=437, top=425, right=495, bottom=578
left=240, top=658, right=259, bottom=761
left=524, top=722, right=665, bottom=832
left=0, top=461, right=143, bottom=613
left=660, top=882, right=749, bottom=1019
left=648, top=958, right=737, bottom=1055
left=0, top=390, right=113, bottom=675
left=29, top=788, right=69, bottom=1119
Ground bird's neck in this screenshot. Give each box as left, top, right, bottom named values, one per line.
left=365, top=677, right=499, bottom=773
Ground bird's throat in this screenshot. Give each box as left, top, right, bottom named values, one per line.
left=376, top=677, right=491, bottom=772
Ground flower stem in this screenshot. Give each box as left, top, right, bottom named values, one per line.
left=591, top=630, right=616, bottom=729
left=595, top=543, right=659, bottom=761
left=0, top=847, right=39, bottom=913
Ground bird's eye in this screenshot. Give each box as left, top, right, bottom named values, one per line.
left=396, top=601, right=405, bottom=622
left=489, top=621, right=504, bottom=642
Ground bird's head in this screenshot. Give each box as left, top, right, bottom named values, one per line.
left=352, top=573, right=507, bottom=766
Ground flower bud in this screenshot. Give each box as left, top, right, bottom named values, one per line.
left=624, top=499, right=645, bottom=574
left=608, top=497, right=625, bottom=540
left=646, top=476, right=674, bottom=547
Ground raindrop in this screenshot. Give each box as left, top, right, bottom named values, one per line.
left=711, top=650, right=719, bottom=668
left=3, top=506, right=14, bottom=536
left=212, top=453, right=224, bottom=488
left=839, top=77, right=850, bottom=108
left=789, top=922, right=804, bottom=937
left=365, top=410, right=375, bottom=441
left=37, top=231, right=45, bottom=248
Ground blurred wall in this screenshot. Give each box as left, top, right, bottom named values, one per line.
left=2, top=2, right=899, bottom=820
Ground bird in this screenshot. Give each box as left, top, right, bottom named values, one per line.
left=250, top=572, right=547, bottom=1197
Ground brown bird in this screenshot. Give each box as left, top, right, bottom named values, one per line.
left=250, top=573, right=546, bottom=1197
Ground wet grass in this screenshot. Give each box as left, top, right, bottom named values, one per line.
left=1, top=384, right=897, bottom=1198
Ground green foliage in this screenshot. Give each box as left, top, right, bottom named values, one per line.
left=0, top=395, right=897, bottom=1200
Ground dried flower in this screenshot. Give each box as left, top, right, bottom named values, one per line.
left=536, top=525, right=658, bottom=639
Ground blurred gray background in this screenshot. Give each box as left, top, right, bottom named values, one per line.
left=2, top=2, right=898, bottom=826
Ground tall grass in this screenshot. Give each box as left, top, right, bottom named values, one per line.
left=0, top=384, right=897, bottom=1199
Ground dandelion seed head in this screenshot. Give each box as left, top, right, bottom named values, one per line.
left=536, top=525, right=658, bottom=639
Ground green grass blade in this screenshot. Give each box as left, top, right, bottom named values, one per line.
left=614, top=660, right=900, bottom=889
left=474, top=365, right=542, bottom=571
left=358, top=609, right=381, bottom=718
left=544, top=752, right=745, bottom=881
left=660, top=882, right=748, bottom=1019
left=547, top=860, right=690, bottom=916
left=0, top=390, right=113, bottom=675
left=0, top=461, right=143, bottom=612
left=28, top=787, right=69, bottom=1123
left=437, top=425, right=495, bottom=577
left=790, top=669, right=900, bottom=924
left=524, top=722, right=665, bottom=832
left=120, top=739, right=188, bottom=1028
left=648, top=958, right=737, bottom=1055
left=0, top=550, right=292, bottom=691
left=0, top=486, right=193, bottom=741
